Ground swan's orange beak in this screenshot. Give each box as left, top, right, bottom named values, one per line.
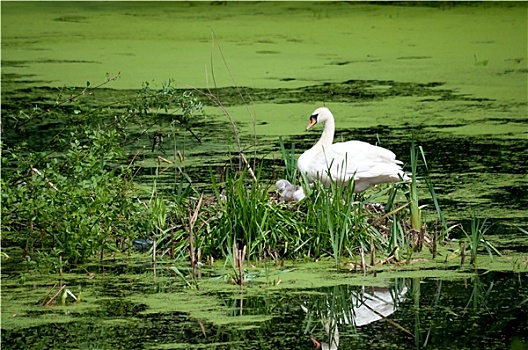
left=306, top=115, right=318, bottom=130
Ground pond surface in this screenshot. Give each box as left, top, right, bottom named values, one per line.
left=2, top=266, right=527, bottom=350
left=1, top=2, right=527, bottom=349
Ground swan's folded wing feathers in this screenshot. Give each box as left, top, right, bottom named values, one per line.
left=321, top=141, right=405, bottom=183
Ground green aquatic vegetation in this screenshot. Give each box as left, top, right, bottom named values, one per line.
left=410, top=277, right=422, bottom=348
left=418, top=145, right=449, bottom=239
left=1, top=71, right=517, bottom=280
left=377, top=138, right=462, bottom=263
left=1, top=78, right=205, bottom=271
left=147, top=193, right=188, bottom=264
left=409, top=140, right=422, bottom=233
left=465, top=274, right=494, bottom=313
left=2, top=126, right=146, bottom=268
left=169, top=266, right=199, bottom=290
left=300, top=175, right=370, bottom=271
left=204, top=165, right=302, bottom=263
left=0, top=249, right=523, bottom=334
left=278, top=136, right=298, bottom=184
left=132, top=78, right=204, bottom=146
left=461, top=218, right=501, bottom=268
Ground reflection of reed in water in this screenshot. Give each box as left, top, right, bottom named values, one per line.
left=302, top=280, right=408, bottom=350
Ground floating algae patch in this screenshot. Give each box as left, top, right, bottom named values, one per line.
left=2, top=78, right=505, bottom=146
left=129, top=288, right=276, bottom=327
left=2, top=2, right=526, bottom=96
left=0, top=265, right=93, bottom=330
left=2, top=254, right=528, bottom=349
left=1, top=313, right=205, bottom=350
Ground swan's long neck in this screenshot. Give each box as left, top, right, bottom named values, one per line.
left=297, top=109, right=337, bottom=175
left=312, top=116, right=335, bottom=152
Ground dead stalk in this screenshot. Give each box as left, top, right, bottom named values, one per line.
left=189, top=194, right=204, bottom=276
left=370, top=237, right=375, bottom=266
left=152, top=239, right=157, bottom=282
left=198, top=320, right=207, bottom=337
left=360, top=245, right=367, bottom=275
left=239, top=293, right=244, bottom=316
left=44, top=285, right=66, bottom=307
left=157, top=156, right=173, bottom=165
left=362, top=301, right=415, bottom=338
left=378, top=247, right=398, bottom=265
left=239, top=152, right=257, bottom=182
left=127, top=150, right=140, bottom=169
left=41, top=282, right=58, bottom=306
left=233, top=243, right=246, bottom=285
left=191, top=31, right=257, bottom=177
left=418, top=225, right=425, bottom=252
left=460, top=241, right=466, bottom=265
left=233, top=244, right=238, bottom=269
left=131, top=152, right=143, bottom=181
left=197, top=248, right=202, bottom=279
left=31, top=167, right=59, bottom=191
left=170, top=227, right=174, bottom=260
left=432, top=226, right=438, bottom=259
left=371, top=201, right=411, bottom=227
left=59, top=255, right=63, bottom=287
left=239, top=245, right=246, bottom=285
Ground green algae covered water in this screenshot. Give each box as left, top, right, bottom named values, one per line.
left=2, top=2, right=527, bottom=349
left=1, top=263, right=527, bottom=349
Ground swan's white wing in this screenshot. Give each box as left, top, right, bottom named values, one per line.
left=304, top=141, right=406, bottom=191
left=324, top=141, right=400, bottom=176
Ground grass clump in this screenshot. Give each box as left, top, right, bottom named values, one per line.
left=204, top=165, right=301, bottom=263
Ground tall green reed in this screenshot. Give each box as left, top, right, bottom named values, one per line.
left=461, top=217, right=501, bottom=268
left=204, top=164, right=301, bottom=263
left=417, top=146, right=449, bottom=240
left=382, top=137, right=454, bottom=262
left=279, top=136, right=298, bottom=184
left=409, top=141, right=422, bottom=232
left=300, top=169, right=377, bottom=270
left=323, top=178, right=356, bottom=270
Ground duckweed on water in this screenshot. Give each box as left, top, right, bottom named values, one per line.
left=2, top=261, right=527, bottom=349
left=2, top=2, right=527, bottom=349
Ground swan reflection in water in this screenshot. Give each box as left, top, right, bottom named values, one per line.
left=302, top=281, right=408, bottom=350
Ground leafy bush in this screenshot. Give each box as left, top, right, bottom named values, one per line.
left=1, top=127, right=150, bottom=269
left=1, top=77, right=204, bottom=272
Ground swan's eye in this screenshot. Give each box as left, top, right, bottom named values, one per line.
left=310, top=114, right=318, bottom=123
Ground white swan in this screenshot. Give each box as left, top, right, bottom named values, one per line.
left=297, top=107, right=409, bottom=192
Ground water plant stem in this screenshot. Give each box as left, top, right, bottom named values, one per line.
left=189, top=193, right=204, bottom=276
